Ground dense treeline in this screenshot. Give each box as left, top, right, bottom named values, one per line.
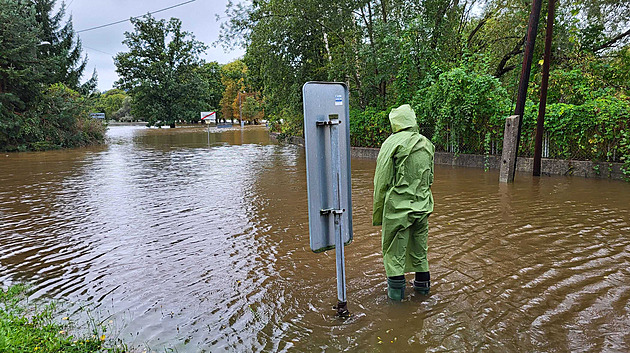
left=111, top=15, right=262, bottom=127
left=0, top=0, right=104, bottom=151
left=0, top=2, right=265, bottom=150
left=220, top=0, right=630, bottom=174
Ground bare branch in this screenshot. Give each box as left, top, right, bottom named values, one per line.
left=494, top=34, right=526, bottom=78
left=593, top=28, right=630, bottom=53
left=467, top=17, right=488, bottom=46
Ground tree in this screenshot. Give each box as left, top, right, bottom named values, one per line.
left=0, top=0, right=42, bottom=110
left=220, top=0, right=630, bottom=159
left=0, top=0, right=43, bottom=148
left=242, top=95, right=262, bottom=124
left=219, top=60, right=247, bottom=123
left=221, top=0, right=350, bottom=131
left=32, top=0, right=93, bottom=91
left=197, top=61, right=224, bottom=113
left=221, top=0, right=482, bottom=134
left=563, top=0, right=630, bottom=53
left=1, top=0, right=104, bottom=152
left=90, top=89, right=129, bottom=121
left=113, top=96, right=133, bottom=121
left=114, top=15, right=208, bottom=127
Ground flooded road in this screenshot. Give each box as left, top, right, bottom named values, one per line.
left=1, top=125, right=629, bottom=352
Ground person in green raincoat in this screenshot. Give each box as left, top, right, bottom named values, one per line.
left=373, top=104, right=434, bottom=301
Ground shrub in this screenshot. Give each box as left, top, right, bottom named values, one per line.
left=412, top=65, right=510, bottom=154
left=521, top=93, right=630, bottom=164
left=349, top=107, right=391, bottom=148
left=0, top=83, right=106, bottom=151
left=267, top=107, right=302, bottom=140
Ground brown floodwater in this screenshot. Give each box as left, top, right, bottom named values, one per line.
left=1, top=125, right=629, bottom=352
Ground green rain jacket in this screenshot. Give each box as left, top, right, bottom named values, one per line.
left=373, top=105, right=434, bottom=229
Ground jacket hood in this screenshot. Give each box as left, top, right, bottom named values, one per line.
left=389, top=104, right=418, bottom=133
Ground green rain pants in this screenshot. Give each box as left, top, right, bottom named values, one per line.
left=382, top=215, right=429, bottom=277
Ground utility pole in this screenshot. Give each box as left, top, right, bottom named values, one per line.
left=499, top=0, right=543, bottom=183
left=239, top=91, right=244, bottom=128
left=533, top=0, right=557, bottom=176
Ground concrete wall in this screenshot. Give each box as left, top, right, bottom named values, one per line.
left=270, top=133, right=628, bottom=181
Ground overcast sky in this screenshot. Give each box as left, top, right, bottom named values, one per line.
left=62, top=0, right=245, bottom=91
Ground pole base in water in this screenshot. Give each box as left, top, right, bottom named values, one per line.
left=334, top=301, right=350, bottom=318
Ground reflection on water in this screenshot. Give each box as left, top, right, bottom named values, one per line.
left=1, top=125, right=629, bottom=352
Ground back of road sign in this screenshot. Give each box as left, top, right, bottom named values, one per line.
left=303, top=82, right=353, bottom=253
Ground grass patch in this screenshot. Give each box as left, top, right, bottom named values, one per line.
left=0, top=284, right=128, bottom=352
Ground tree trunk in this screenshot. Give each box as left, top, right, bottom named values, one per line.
left=380, top=0, right=388, bottom=23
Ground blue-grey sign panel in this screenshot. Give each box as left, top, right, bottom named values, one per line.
left=303, top=82, right=353, bottom=252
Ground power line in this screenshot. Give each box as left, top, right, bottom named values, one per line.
left=83, top=46, right=114, bottom=56
left=77, top=0, right=197, bottom=33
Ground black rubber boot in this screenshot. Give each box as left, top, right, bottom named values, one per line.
left=412, top=272, right=430, bottom=295
left=387, top=276, right=406, bottom=301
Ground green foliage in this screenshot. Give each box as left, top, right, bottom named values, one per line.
left=220, top=60, right=247, bottom=122
left=89, top=89, right=130, bottom=121
left=222, top=0, right=344, bottom=131
left=220, top=0, right=630, bottom=140
left=33, top=0, right=90, bottom=91
left=114, top=15, right=208, bottom=127
left=35, top=83, right=105, bottom=150
left=219, top=0, right=630, bottom=182
left=196, top=61, right=225, bottom=114
left=266, top=107, right=302, bottom=139
left=620, top=129, right=630, bottom=180
left=531, top=53, right=630, bottom=105
left=0, top=0, right=103, bottom=152
left=520, top=93, right=630, bottom=163
left=349, top=107, right=391, bottom=148
left=413, top=62, right=511, bottom=153
left=219, top=60, right=264, bottom=124
left=0, top=0, right=42, bottom=113
left=1, top=84, right=105, bottom=151
left=0, top=285, right=127, bottom=352
left=115, top=97, right=133, bottom=121
left=242, top=96, right=262, bottom=123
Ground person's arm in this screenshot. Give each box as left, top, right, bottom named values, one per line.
left=429, top=146, right=434, bottom=188
left=373, top=149, right=394, bottom=226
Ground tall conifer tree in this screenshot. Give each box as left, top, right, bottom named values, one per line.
left=32, top=0, right=93, bottom=91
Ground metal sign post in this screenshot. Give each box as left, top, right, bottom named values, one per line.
left=239, top=92, right=245, bottom=128
left=201, top=112, right=216, bottom=145
left=302, top=82, right=352, bottom=317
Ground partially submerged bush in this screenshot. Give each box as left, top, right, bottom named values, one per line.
left=0, top=83, right=106, bottom=151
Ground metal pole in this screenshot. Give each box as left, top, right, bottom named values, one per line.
left=329, top=115, right=348, bottom=316
left=239, top=92, right=244, bottom=128
left=510, top=0, right=543, bottom=179
left=533, top=0, right=556, bottom=176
